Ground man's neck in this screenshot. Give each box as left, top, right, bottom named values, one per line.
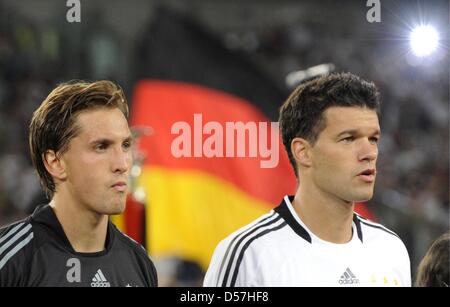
left=49, top=195, right=108, bottom=253
left=293, top=181, right=355, bottom=244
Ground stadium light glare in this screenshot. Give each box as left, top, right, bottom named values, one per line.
left=410, top=25, right=439, bottom=57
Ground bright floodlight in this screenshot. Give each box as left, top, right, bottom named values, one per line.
left=410, top=25, right=439, bottom=57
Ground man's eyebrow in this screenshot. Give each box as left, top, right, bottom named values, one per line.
left=89, top=135, right=133, bottom=145
left=122, top=135, right=133, bottom=142
left=336, top=129, right=358, bottom=138
left=90, top=138, right=113, bottom=145
left=336, top=129, right=381, bottom=137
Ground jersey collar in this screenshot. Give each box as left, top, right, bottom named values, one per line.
left=274, top=196, right=312, bottom=243
left=31, top=204, right=115, bottom=255
left=274, top=195, right=364, bottom=244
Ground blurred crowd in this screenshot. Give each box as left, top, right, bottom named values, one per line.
left=0, top=0, right=448, bottom=284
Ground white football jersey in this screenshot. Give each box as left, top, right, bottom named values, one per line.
left=204, top=195, right=411, bottom=287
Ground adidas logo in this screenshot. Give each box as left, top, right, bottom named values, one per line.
left=338, top=268, right=360, bottom=285
left=91, top=269, right=111, bottom=287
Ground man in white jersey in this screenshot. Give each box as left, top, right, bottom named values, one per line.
left=204, top=72, right=411, bottom=287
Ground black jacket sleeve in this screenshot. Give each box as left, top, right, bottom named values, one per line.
left=0, top=221, right=34, bottom=287
left=137, top=245, right=158, bottom=287
left=146, top=254, right=158, bottom=287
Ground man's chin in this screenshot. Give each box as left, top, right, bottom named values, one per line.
left=108, top=210, right=125, bottom=216
left=352, top=193, right=373, bottom=203
left=105, top=202, right=126, bottom=216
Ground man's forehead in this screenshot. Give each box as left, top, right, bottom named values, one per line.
left=321, top=106, right=380, bottom=136
left=73, top=108, right=131, bottom=140
left=324, top=106, right=379, bottom=125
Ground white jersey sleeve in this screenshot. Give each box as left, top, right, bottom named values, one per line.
left=204, top=236, right=261, bottom=287
left=203, top=238, right=228, bottom=286
left=204, top=211, right=282, bottom=287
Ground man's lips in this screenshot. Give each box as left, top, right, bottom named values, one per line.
left=112, top=181, right=127, bottom=192
left=357, top=169, right=376, bottom=183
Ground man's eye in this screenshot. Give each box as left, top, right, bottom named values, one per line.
left=342, top=136, right=354, bottom=143
left=95, top=144, right=107, bottom=151
left=370, top=137, right=379, bottom=144
left=123, top=142, right=131, bottom=150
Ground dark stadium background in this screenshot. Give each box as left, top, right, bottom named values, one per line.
left=0, top=0, right=448, bottom=286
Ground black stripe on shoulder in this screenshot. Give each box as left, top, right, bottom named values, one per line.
left=221, top=214, right=281, bottom=287
left=0, top=217, right=31, bottom=237
left=216, top=211, right=277, bottom=286
left=0, top=222, right=34, bottom=271
left=0, top=222, right=25, bottom=240
left=353, top=214, right=363, bottom=243
left=0, top=222, right=32, bottom=249
left=274, top=196, right=311, bottom=243
left=230, top=221, right=287, bottom=287
left=358, top=218, right=400, bottom=239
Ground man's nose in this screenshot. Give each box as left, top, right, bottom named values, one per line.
left=113, top=149, right=132, bottom=173
left=358, top=139, right=378, bottom=162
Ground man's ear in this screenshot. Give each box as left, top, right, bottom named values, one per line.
left=43, top=150, right=67, bottom=181
left=291, top=137, right=312, bottom=168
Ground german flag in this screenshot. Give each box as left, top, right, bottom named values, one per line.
left=115, top=7, right=374, bottom=270
left=121, top=8, right=296, bottom=270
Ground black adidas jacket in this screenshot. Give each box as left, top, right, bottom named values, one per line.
left=0, top=205, right=158, bottom=287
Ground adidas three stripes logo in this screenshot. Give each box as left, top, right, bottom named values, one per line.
left=0, top=222, right=34, bottom=271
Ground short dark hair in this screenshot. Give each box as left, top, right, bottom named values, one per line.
left=279, top=72, right=380, bottom=177
left=416, top=231, right=450, bottom=287
left=29, top=80, right=129, bottom=198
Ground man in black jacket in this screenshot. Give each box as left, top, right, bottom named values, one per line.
left=0, top=80, right=157, bottom=287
